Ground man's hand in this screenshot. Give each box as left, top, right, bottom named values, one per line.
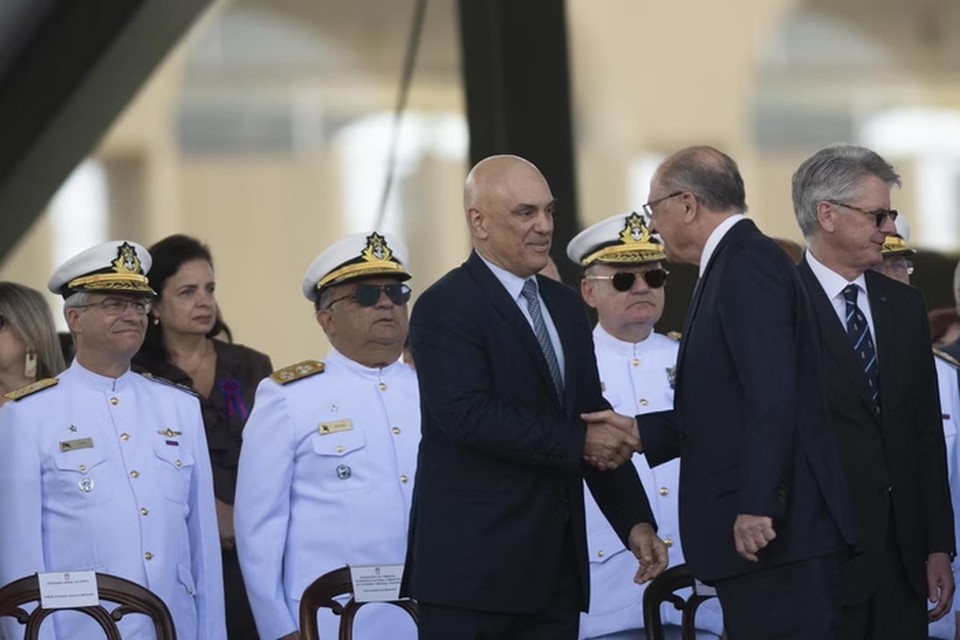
left=215, top=499, right=236, bottom=550
left=582, top=417, right=638, bottom=470
left=927, top=551, right=955, bottom=621
left=628, top=522, right=669, bottom=584
left=733, top=514, right=776, bottom=562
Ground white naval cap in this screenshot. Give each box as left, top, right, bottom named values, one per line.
left=48, top=240, right=155, bottom=299
left=302, top=231, right=412, bottom=302
left=566, top=211, right=666, bottom=267
left=882, top=214, right=915, bottom=256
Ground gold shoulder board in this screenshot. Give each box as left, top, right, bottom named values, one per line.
left=933, top=348, right=960, bottom=369
left=3, top=378, right=58, bottom=401
left=666, top=331, right=682, bottom=342
left=138, top=372, right=199, bottom=396
left=271, top=360, right=325, bottom=385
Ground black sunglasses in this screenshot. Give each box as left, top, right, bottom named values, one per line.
left=586, top=268, right=669, bottom=291
left=826, top=200, right=899, bottom=228
left=327, top=283, right=412, bottom=308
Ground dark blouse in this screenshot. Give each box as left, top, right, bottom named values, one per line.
left=133, top=340, right=273, bottom=504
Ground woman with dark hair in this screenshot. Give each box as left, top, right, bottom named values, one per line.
left=134, top=234, right=272, bottom=639
left=0, top=281, right=66, bottom=402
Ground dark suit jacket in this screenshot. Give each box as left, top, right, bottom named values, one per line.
left=404, top=251, right=655, bottom=614
left=798, top=257, right=955, bottom=601
left=639, top=219, right=856, bottom=582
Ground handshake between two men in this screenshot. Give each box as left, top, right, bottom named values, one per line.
left=580, top=409, right=778, bottom=570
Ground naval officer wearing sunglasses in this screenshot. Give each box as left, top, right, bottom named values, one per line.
left=567, top=212, right=724, bottom=640
left=235, top=232, right=420, bottom=640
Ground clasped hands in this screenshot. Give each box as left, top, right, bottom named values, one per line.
left=581, top=410, right=640, bottom=470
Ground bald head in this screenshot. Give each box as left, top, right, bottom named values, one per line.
left=463, top=155, right=555, bottom=277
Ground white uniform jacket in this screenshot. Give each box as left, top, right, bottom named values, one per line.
left=235, top=349, right=420, bottom=640
left=930, top=353, right=960, bottom=640
left=0, top=360, right=225, bottom=640
left=580, top=327, right=723, bottom=639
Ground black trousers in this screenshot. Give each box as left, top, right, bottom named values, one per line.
left=713, top=552, right=843, bottom=640
left=418, top=527, right=582, bottom=640
left=223, top=547, right=260, bottom=639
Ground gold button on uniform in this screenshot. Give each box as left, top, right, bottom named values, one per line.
left=597, top=550, right=605, bottom=558
left=120, top=433, right=129, bottom=441
left=175, top=460, right=182, bottom=468
left=130, top=470, right=140, bottom=478
left=664, top=538, right=673, bottom=548
left=110, top=397, right=119, bottom=406
left=392, top=427, right=401, bottom=435
left=336, top=445, right=345, bottom=453
left=140, top=508, right=149, bottom=516
left=659, top=487, right=669, bottom=496
left=378, top=383, right=387, bottom=391
left=144, top=552, right=153, bottom=561
left=400, top=475, right=408, bottom=483
left=632, top=359, right=640, bottom=367
left=640, top=399, right=649, bottom=407
left=78, top=464, right=86, bottom=473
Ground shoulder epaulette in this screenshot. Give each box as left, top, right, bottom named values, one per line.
left=666, top=331, right=682, bottom=342
left=138, top=371, right=199, bottom=397
left=933, top=348, right=960, bottom=369
left=3, top=378, right=58, bottom=402
left=271, top=360, right=325, bottom=385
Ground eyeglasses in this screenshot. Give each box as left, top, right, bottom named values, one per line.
left=74, top=297, right=152, bottom=316
left=641, top=191, right=684, bottom=219
left=826, top=200, right=899, bottom=228
left=327, top=283, right=412, bottom=309
left=585, top=268, right=669, bottom=291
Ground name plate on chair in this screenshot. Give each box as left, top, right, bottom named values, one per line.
left=349, top=564, right=404, bottom=603
left=38, top=571, right=99, bottom=609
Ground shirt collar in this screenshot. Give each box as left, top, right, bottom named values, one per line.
left=699, top=214, right=747, bottom=277
left=593, top=324, right=656, bottom=357
left=805, top=249, right=868, bottom=301
left=477, top=252, right=532, bottom=301
left=326, top=347, right=403, bottom=380
left=65, top=358, right=134, bottom=391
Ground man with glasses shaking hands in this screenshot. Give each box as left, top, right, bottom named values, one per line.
left=235, top=232, right=420, bottom=640
left=583, top=146, right=857, bottom=639
left=0, top=240, right=226, bottom=639
left=794, top=145, right=955, bottom=639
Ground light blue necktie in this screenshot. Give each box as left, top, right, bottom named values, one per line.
left=520, top=279, right=563, bottom=397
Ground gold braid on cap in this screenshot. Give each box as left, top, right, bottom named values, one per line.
left=316, top=232, right=407, bottom=291
left=582, top=212, right=666, bottom=266
left=881, top=235, right=913, bottom=255
left=67, top=242, right=153, bottom=293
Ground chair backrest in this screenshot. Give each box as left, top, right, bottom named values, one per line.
left=298, top=566, right=418, bottom=640
left=0, top=572, right=177, bottom=640
left=642, top=563, right=716, bottom=640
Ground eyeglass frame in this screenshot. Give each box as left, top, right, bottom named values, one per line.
left=325, top=283, right=412, bottom=309
left=641, top=191, right=684, bottom=220
left=825, top=199, right=899, bottom=228
left=72, top=296, right=153, bottom=316
left=584, top=268, right=670, bottom=291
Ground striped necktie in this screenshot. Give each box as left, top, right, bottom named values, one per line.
left=842, top=284, right=879, bottom=410
left=520, top=279, right=564, bottom=397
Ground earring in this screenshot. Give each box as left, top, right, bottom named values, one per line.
left=24, top=351, right=37, bottom=380
left=152, top=316, right=160, bottom=326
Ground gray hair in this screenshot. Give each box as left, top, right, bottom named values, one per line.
left=656, top=146, right=748, bottom=213
left=791, top=144, right=901, bottom=239
left=0, top=282, right=66, bottom=378
left=954, top=259, right=960, bottom=309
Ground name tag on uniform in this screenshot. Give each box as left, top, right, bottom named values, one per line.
left=59, top=438, right=93, bottom=452
left=318, top=419, right=352, bottom=435
left=350, top=564, right=404, bottom=603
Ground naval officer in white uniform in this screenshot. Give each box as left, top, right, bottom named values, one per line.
left=235, top=231, right=420, bottom=640
left=567, top=213, right=724, bottom=640
left=0, top=240, right=225, bottom=639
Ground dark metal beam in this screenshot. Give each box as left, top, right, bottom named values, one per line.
left=0, top=0, right=212, bottom=259
left=457, top=0, right=581, bottom=283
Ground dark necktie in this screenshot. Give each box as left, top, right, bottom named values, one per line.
left=842, top=284, right=879, bottom=409
left=520, top=279, right=564, bottom=396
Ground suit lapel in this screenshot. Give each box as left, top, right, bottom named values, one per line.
left=465, top=253, right=561, bottom=404
left=865, top=271, right=895, bottom=428
left=798, top=259, right=880, bottom=422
